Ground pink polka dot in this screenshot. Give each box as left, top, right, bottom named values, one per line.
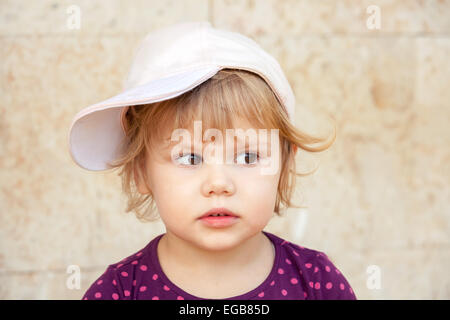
left=124, top=290, right=130, bottom=297
left=270, top=280, right=275, bottom=286
left=309, top=281, right=314, bottom=288
left=121, top=271, right=128, bottom=277
left=281, top=289, right=288, bottom=296
left=258, top=292, right=265, bottom=298
left=281, top=240, right=287, bottom=246
left=139, top=286, right=147, bottom=292
left=305, top=263, right=312, bottom=269
left=136, top=252, right=143, bottom=257
left=350, top=287, right=354, bottom=295
left=83, top=297, right=88, bottom=300
left=163, top=285, right=170, bottom=291
left=285, top=258, right=292, bottom=265
left=326, top=282, right=333, bottom=289
left=325, top=265, right=331, bottom=272
left=117, top=263, right=124, bottom=268
left=112, top=293, right=119, bottom=300
left=340, top=283, right=345, bottom=290
left=112, top=279, right=117, bottom=286
left=314, top=267, right=319, bottom=273
left=152, top=274, right=158, bottom=280
left=140, top=265, right=148, bottom=271
left=152, top=296, right=159, bottom=300
left=97, top=279, right=103, bottom=285
left=303, top=292, right=307, bottom=298
left=290, top=278, right=298, bottom=285
left=277, top=268, right=285, bottom=274
left=314, top=282, right=321, bottom=290
left=94, top=292, right=102, bottom=298
left=133, top=280, right=136, bottom=286
left=293, top=250, right=299, bottom=256
left=131, top=260, right=138, bottom=265
left=177, top=296, right=184, bottom=300
left=335, top=269, right=341, bottom=275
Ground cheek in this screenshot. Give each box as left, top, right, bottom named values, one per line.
left=153, top=179, right=184, bottom=206
left=149, top=166, right=199, bottom=220
left=241, top=174, right=280, bottom=217
left=147, top=165, right=178, bottom=206
left=150, top=160, right=187, bottom=194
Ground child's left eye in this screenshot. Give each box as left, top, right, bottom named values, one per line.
left=235, top=152, right=259, bottom=165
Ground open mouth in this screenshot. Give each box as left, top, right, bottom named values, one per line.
left=199, top=207, right=239, bottom=219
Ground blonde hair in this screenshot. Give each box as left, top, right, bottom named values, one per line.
left=107, top=68, right=335, bottom=222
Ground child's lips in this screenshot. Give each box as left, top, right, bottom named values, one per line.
left=198, top=207, right=239, bottom=219
left=199, top=215, right=239, bottom=228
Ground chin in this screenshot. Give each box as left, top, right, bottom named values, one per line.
left=197, top=234, right=242, bottom=250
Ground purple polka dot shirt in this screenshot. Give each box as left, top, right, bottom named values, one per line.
left=82, top=231, right=356, bottom=300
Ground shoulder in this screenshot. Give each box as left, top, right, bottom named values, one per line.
left=81, top=244, right=152, bottom=300
left=267, top=232, right=357, bottom=300
left=81, top=264, right=121, bottom=300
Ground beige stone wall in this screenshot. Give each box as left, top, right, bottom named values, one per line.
left=1, top=0, right=449, bottom=299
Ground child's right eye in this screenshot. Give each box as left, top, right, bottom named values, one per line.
left=176, top=153, right=202, bottom=166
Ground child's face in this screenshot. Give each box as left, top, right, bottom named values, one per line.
left=138, top=118, right=282, bottom=251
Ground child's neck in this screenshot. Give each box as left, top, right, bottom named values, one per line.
left=156, top=230, right=275, bottom=297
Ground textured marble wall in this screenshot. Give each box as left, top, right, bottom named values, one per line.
left=1, top=0, right=449, bottom=299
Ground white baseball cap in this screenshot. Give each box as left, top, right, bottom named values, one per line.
left=68, top=21, right=295, bottom=171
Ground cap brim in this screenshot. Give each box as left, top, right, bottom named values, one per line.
left=68, top=65, right=221, bottom=171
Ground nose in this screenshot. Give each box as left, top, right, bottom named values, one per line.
left=201, top=163, right=236, bottom=197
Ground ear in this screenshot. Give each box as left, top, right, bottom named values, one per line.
left=134, top=161, right=151, bottom=195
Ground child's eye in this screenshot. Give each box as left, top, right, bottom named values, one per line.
left=235, top=152, right=259, bottom=165
left=176, top=153, right=202, bottom=166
